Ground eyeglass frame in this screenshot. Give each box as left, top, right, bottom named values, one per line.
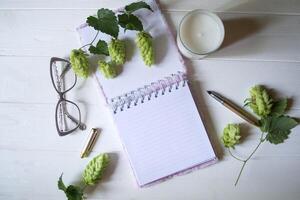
left=50, top=57, right=86, bottom=136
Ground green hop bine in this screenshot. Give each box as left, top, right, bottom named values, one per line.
left=108, top=39, right=126, bottom=65
left=246, top=85, right=273, bottom=117
left=69, top=49, right=90, bottom=78
left=82, top=153, right=110, bottom=186
left=136, top=31, right=154, bottom=66
left=221, top=124, right=241, bottom=148
left=98, top=61, right=117, bottom=79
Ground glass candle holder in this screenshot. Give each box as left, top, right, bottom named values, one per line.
left=177, top=10, right=225, bottom=59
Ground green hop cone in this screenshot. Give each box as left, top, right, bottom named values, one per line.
left=246, top=85, right=273, bottom=117
left=98, top=61, right=117, bottom=79
left=108, top=39, right=126, bottom=65
left=70, top=49, right=90, bottom=78
left=82, top=153, right=110, bottom=186
left=221, top=124, right=241, bottom=148
left=136, top=31, right=154, bottom=66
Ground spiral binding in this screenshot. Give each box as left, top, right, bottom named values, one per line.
left=109, top=71, right=187, bottom=114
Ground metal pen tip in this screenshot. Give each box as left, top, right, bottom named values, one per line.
left=207, top=90, right=212, bottom=95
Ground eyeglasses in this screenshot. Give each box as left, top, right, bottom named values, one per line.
left=50, top=57, right=86, bottom=136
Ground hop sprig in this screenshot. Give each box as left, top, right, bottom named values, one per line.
left=98, top=61, right=117, bottom=79
left=221, top=85, right=299, bottom=186
left=245, top=85, right=273, bottom=117
left=82, top=153, right=110, bottom=186
left=70, top=49, right=90, bottom=78
left=136, top=31, right=154, bottom=66
left=221, top=124, right=241, bottom=149
left=108, top=39, right=126, bottom=65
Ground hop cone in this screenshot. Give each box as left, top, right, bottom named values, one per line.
left=98, top=61, right=117, bottom=79
left=82, top=153, right=110, bottom=186
left=221, top=124, right=241, bottom=148
left=246, top=85, right=273, bottom=117
left=70, top=49, right=90, bottom=78
left=108, top=39, right=126, bottom=65
left=136, top=31, right=154, bottom=66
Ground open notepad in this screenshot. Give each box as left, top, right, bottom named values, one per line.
left=77, top=0, right=217, bottom=187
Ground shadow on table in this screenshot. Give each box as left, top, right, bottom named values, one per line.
left=220, top=17, right=264, bottom=49
left=184, top=60, right=224, bottom=160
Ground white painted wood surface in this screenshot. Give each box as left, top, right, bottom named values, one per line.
left=1, top=0, right=300, bottom=199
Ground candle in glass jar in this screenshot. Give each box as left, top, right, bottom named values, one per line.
left=177, top=10, right=225, bottom=59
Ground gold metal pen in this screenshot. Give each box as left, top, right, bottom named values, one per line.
left=80, top=128, right=100, bottom=158
left=207, top=91, right=259, bottom=127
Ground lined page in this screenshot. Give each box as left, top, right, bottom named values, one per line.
left=114, top=84, right=216, bottom=186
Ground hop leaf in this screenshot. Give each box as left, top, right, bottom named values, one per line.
left=86, top=8, right=119, bottom=38
left=125, top=1, right=153, bottom=14
left=65, top=185, right=84, bottom=200
left=98, top=61, right=117, bottom=79
left=108, top=39, right=126, bottom=65
left=58, top=174, right=84, bottom=200
left=245, top=85, right=273, bottom=117
left=136, top=31, right=154, bottom=66
left=89, top=40, right=109, bottom=56
left=271, top=98, right=288, bottom=117
left=118, top=13, right=143, bottom=32
left=70, top=49, right=90, bottom=78
left=221, top=124, right=241, bottom=148
left=82, top=153, right=110, bottom=186
left=260, top=115, right=298, bottom=144
left=58, top=174, right=67, bottom=192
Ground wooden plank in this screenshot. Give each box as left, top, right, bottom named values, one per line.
left=1, top=0, right=300, bottom=14
left=0, top=103, right=121, bottom=152
left=1, top=57, right=300, bottom=109
left=0, top=103, right=299, bottom=154
left=1, top=148, right=300, bottom=199
left=1, top=11, right=300, bottom=62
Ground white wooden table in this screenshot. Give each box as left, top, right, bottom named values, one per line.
left=1, top=0, right=300, bottom=199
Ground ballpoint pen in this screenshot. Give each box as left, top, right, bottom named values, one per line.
left=207, top=91, right=259, bottom=127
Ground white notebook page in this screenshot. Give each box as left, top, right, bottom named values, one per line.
left=114, top=84, right=216, bottom=186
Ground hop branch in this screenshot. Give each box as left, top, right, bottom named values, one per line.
left=221, top=85, right=298, bottom=186
left=58, top=153, right=110, bottom=200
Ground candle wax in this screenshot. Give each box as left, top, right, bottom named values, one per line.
left=180, top=12, right=223, bottom=54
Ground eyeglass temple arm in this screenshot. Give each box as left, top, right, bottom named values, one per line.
left=61, top=102, right=86, bottom=130
left=60, top=63, right=71, bottom=79
left=65, top=112, right=86, bottom=130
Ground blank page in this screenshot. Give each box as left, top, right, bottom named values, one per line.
left=114, top=84, right=216, bottom=186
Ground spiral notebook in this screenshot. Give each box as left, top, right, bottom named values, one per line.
left=77, top=0, right=217, bottom=187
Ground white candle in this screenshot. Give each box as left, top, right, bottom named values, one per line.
left=177, top=10, right=225, bottom=59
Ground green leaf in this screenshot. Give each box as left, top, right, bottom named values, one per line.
left=259, top=117, right=272, bottom=133
left=58, top=174, right=84, bottom=200
left=65, top=185, right=84, bottom=200
left=89, top=40, right=109, bottom=56
left=270, top=116, right=298, bottom=131
left=118, top=13, right=143, bottom=32
left=125, top=1, right=153, bottom=14
left=86, top=8, right=119, bottom=38
left=266, top=129, right=291, bottom=144
left=261, top=116, right=298, bottom=144
left=58, top=174, right=66, bottom=192
left=271, top=98, right=288, bottom=116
